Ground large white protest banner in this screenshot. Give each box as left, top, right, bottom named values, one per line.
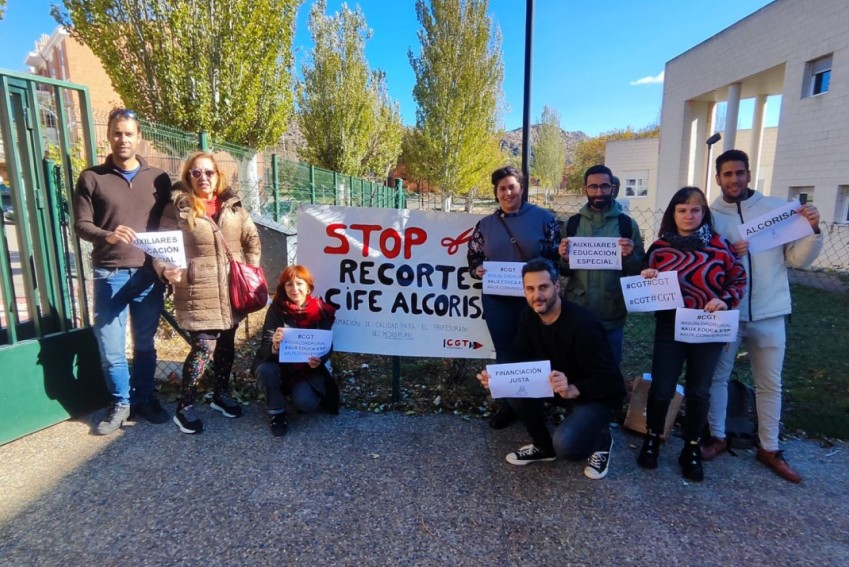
left=620, top=272, right=684, bottom=312
left=297, top=205, right=493, bottom=358
left=674, top=308, right=740, bottom=343
left=568, top=237, right=622, bottom=270
left=278, top=329, right=333, bottom=363
left=486, top=360, right=553, bottom=399
left=737, top=198, right=814, bottom=254
left=134, top=231, right=187, bottom=268
left=482, top=261, right=525, bottom=297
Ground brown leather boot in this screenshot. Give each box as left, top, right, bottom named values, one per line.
left=700, top=437, right=728, bottom=461
left=756, top=448, right=802, bottom=483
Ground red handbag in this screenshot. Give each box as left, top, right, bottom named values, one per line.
left=209, top=219, right=268, bottom=315
left=228, top=257, right=268, bottom=314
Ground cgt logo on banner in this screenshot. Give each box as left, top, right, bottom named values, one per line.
left=443, top=339, right=485, bottom=350
left=297, top=205, right=495, bottom=359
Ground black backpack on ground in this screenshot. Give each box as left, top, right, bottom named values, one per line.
left=725, top=376, right=758, bottom=450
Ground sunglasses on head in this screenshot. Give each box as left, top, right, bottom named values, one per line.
left=108, top=108, right=137, bottom=121
left=190, top=168, right=216, bottom=180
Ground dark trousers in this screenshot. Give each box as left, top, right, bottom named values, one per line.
left=648, top=319, right=724, bottom=441
left=508, top=398, right=613, bottom=458
left=482, top=294, right=527, bottom=363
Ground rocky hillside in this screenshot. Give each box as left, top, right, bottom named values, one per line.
left=500, top=124, right=588, bottom=165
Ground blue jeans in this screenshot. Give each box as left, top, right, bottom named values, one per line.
left=605, top=325, right=624, bottom=368
left=92, top=267, right=164, bottom=405
left=508, top=397, right=614, bottom=458
left=482, top=294, right=527, bottom=363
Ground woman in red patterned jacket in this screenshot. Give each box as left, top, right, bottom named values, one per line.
left=637, top=186, right=746, bottom=482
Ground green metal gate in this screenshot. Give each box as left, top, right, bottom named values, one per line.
left=0, top=69, right=106, bottom=445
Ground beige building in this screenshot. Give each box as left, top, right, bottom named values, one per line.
left=607, top=128, right=777, bottom=211
left=606, top=137, right=659, bottom=204
left=656, top=0, right=849, bottom=224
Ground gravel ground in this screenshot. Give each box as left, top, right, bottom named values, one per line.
left=1, top=406, right=847, bottom=566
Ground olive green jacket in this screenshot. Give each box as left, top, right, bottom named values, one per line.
left=558, top=201, right=645, bottom=329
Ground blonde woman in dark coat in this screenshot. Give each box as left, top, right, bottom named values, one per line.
left=156, top=151, right=261, bottom=434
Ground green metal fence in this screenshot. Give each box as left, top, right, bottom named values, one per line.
left=0, top=70, right=105, bottom=444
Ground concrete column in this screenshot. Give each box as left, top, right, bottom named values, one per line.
left=723, top=82, right=742, bottom=151
left=750, top=94, right=768, bottom=190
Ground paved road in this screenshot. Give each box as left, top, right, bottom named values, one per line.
left=1, top=406, right=847, bottom=566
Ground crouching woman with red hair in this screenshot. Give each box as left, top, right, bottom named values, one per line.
left=251, top=265, right=338, bottom=437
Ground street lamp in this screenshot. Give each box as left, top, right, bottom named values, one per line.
left=704, top=132, right=721, bottom=199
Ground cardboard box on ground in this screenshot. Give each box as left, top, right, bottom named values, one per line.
left=624, top=373, right=684, bottom=440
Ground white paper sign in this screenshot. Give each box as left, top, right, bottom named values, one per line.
left=278, top=328, right=333, bottom=363
left=737, top=198, right=814, bottom=254
left=134, top=230, right=187, bottom=268
left=674, top=308, right=740, bottom=343
left=568, top=237, right=622, bottom=270
left=482, top=261, right=525, bottom=297
left=620, top=271, right=685, bottom=312
left=486, top=360, right=553, bottom=399
left=297, top=205, right=494, bottom=359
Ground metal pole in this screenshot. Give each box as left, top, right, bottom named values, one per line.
left=704, top=132, right=721, bottom=196
left=521, top=0, right=534, bottom=200
left=271, top=154, right=280, bottom=222
left=392, top=356, right=401, bottom=403
left=395, top=178, right=404, bottom=209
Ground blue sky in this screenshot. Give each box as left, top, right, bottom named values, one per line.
left=1, top=0, right=776, bottom=136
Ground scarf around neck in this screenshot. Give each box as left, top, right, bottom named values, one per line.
left=278, top=295, right=326, bottom=328
left=662, top=223, right=712, bottom=251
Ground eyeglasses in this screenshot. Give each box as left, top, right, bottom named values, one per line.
left=190, top=168, right=216, bottom=180
left=585, top=183, right=613, bottom=193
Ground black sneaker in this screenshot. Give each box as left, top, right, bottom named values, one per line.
left=173, top=405, right=204, bottom=434
left=269, top=412, right=288, bottom=437
left=211, top=392, right=243, bottom=418
left=131, top=398, right=170, bottom=424
left=95, top=402, right=130, bottom=435
left=584, top=433, right=613, bottom=480
left=505, top=444, right=556, bottom=466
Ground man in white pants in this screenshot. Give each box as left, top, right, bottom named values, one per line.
left=701, top=149, right=823, bottom=483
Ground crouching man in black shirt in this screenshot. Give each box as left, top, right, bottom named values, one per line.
left=477, top=258, right=626, bottom=479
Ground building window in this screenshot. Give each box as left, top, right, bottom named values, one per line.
left=838, top=186, right=849, bottom=224
left=803, top=55, right=832, bottom=98
left=623, top=176, right=648, bottom=198
left=789, top=186, right=814, bottom=206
